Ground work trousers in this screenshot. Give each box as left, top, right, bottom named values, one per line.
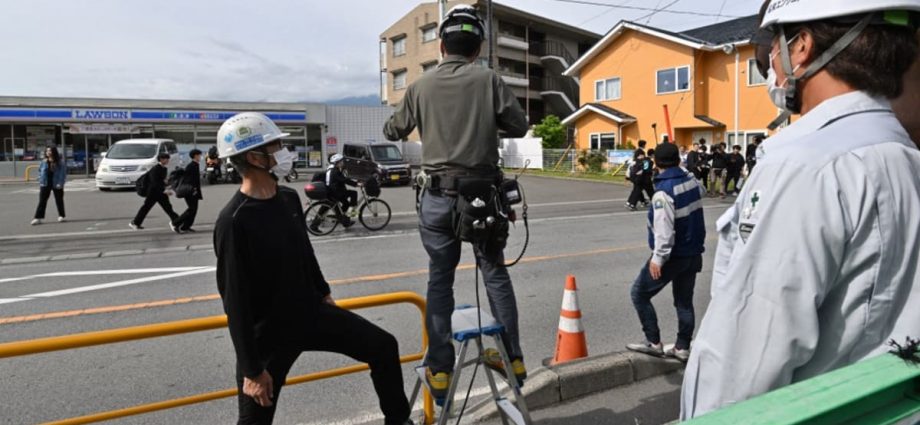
left=630, top=255, right=702, bottom=350
left=236, top=303, right=411, bottom=425
left=34, top=186, right=65, bottom=219
left=132, top=192, right=179, bottom=226
left=173, top=197, right=199, bottom=230
left=418, top=190, right=522, bottom=373
left=724, top=173, right=742, bottom=195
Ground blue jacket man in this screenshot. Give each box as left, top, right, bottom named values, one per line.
left=626, top=143, right=706, bottom=362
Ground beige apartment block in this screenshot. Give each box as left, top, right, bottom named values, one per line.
left=379, top=0, right=600, bottom=140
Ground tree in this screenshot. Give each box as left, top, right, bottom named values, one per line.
left=533, top=115, right=567, bottom=149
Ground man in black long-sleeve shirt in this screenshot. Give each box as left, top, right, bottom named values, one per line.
left=724, top=145, right=745, bottom=196
left=172, top=149, right=203, bottom=233
left=130, top=153, right=179, bottom=230
left=213, top=112, right=411, bottom=425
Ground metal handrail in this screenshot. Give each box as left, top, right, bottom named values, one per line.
left=0, top=291, right=434, bottom=425
left=531, top=40, right=577, bottom=67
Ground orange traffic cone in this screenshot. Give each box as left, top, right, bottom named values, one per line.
left=552, top=275, right=588, bottom=365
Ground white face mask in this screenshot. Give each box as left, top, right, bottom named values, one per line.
left=766, top=35, right=801, bottom=111
left=269, top=148, right=297, bottom=178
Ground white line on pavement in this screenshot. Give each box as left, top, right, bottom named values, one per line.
left=0, top=268, right=215, bottom=305
left=0, top=267, right=212, bottom=284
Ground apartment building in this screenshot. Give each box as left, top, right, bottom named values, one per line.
left=379, top=0, right=600, bottom=135
left=562, top=15, right=790, bottom=152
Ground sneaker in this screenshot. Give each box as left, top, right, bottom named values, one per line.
left=57, top=216, right=66, bottom=223
left=425, top=368, right=451, bottom=400
left=482, top=348, right=527, bottom=385
left=168, top=221, right=182, bottom=234
left=664, top=344, right=691, bottom=362
left=626, top=341, right=664, bottom=357
left=128, top=222, right=143, bottom=230
left=639, top=201, right=649, bottom=208
left=30, top=218, right=41, bottom=225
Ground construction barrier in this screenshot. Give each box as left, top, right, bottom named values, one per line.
left=685, top=352, right=920, bottom=424
left=0, top=291, right=434, bottom=425
left=24, top=164, right=38, bottom=181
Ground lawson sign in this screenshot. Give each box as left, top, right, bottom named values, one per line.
left=0, top=108, right=307, bottom=123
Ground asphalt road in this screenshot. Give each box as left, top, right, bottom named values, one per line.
left=0, top=175, right=733, bottom=424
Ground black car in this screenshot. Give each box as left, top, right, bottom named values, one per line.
left=341, top=142, right=411, bottom=185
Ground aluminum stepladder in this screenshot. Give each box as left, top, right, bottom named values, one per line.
left=409, top=305, right=532, bottom=425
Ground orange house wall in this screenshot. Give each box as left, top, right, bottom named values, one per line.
left=578, top=31, right=696, bottom=149
left=575, top=113, right=620, bottom=150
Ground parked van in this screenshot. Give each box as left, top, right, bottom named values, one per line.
left=95, top=139, right=181, bottom=191
left=341, top=141, right=411, bottom=185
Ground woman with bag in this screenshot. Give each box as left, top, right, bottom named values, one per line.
left=31, top=146, right=67, bottom=225
left=171, top=149, right=203, bottom=233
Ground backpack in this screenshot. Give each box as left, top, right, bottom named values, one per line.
left=135, top=170, right=151, bottom=197
left=167, top=167, right=185, bottom=191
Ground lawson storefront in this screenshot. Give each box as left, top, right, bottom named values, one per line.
left=0, top=97, right=327, bottom=177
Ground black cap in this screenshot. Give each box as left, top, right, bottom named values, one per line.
left=655, top=143, right=680, bottom=168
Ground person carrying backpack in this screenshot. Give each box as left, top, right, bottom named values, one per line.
left=130, top=153, right=179, bottom=230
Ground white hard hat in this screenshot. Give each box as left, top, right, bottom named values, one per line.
left=217, top=112, right=290, bottom=159
left=439, top=5, right=485, bottom=39
left=760, top=0, right=920, bottom=28
left=330, top=154, right=344, bottom=164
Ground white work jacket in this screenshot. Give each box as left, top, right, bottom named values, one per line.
left=681, top=91, right=920, bottom=420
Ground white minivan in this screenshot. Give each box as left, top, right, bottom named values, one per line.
left=95, top=139, right=181, bottom=191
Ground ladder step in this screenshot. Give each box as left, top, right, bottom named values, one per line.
left=496, top=398, right=526, bottom=425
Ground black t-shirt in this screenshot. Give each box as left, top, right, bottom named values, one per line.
left=213, top=186, right=330, bottom=378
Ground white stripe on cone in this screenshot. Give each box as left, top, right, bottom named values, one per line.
left=558, top=316, right=584, bottom=333
left=561, top=289, right=580, bottom=311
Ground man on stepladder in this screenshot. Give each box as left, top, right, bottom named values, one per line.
left=383, top=4, right=529, bottom=400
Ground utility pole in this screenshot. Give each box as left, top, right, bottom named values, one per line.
left=487, top=0, right=494, bottom=69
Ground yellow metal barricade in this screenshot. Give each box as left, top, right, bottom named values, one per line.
left=24, top=164, right=38, bottom=181
left=0, top=291, right=434, bottom=424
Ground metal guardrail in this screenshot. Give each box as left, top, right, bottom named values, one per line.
left=0, top=291, right=434, bottom=425
left=685, top=353, right=920, bottom=424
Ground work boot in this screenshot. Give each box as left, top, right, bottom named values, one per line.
left=426, top=368, right=450, bottom=401
left=664, top=344, right=691, bottom=362
left=482, top=348, right=527, bottom=386
left=626, top=341, right=664, bottom=357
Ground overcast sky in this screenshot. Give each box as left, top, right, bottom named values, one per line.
left=0, top=0, right=763, bottom=103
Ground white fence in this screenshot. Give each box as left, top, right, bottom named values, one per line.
left=500, top=138, right=543, bottom=169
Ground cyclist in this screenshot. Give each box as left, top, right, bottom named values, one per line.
left=325, top=154, right=357, bottom=227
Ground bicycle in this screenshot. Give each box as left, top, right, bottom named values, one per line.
left=303, top=181, right=391, bottom=236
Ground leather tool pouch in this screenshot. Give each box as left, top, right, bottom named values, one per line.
left=454, top=177, right=509, bottom=256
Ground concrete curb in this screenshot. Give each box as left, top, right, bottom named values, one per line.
left=465, top=351, right=684, bottom=423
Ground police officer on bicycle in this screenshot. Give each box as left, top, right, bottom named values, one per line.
left=383, top=4, right=529, bottom=399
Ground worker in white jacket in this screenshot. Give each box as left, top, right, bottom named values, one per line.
left=681, top=0, right=920, bottom=420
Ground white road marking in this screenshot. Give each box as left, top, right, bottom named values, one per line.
left=0, top=267, right=212, bottom=284
left=295, top=385, right=499, bottom=425
left=0, top=267, right=215, bottom=305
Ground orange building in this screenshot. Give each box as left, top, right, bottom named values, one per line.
left=562, top=15, right=789, bottom=152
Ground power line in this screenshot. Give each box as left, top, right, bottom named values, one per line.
left=547, top=0, right=743, bottom=19
left=714, top=0, right=729, bottom=23
left=578, top=0, right=634, bottom=26
left=638, top=0, right=680, bottom=24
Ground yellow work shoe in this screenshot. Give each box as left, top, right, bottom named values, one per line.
left=482, top=348, right=527, bottom=385
left=425, top=368, right=450, bottom=400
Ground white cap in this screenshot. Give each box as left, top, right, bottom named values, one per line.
left=217, top=112, right=290, bottom=159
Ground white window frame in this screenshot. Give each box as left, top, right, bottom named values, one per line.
left=421, top=26, right=437, bottom=43
left=589, top=132, right=617, bottom=150
left=656, top=65, right=691, bottom=95
left=747, top=58, right=767, bottom=86
left=594, top=77, right=621, bottom=101
left=392, top=70, right=407, bottom=91
left=392, top=36, right=407, bottom=57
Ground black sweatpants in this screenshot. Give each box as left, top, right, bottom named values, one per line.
left=627, top=179, right=646, bottom=207
left=174, top=197, right=199, bottom=230
left=724, top=173, right=742, bottom=195
left=132, top=193, right=179, bottom=226
left=34, top=186, right=65, bottom=219
left=235, top=303, right=411, bottom=425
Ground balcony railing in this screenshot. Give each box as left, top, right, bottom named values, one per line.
left=530, top=40, right=577, bottom=67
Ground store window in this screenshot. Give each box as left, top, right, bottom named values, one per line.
left=656, top=66, right=691, bottom=94
left=154, top=126, right=195, bottom=158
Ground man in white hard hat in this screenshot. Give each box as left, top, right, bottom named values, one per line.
left=681, top=0, right=920, bottom=419
left=212, top=112, right=412, bottom=425
left=383, top=4, right=529, bottom=401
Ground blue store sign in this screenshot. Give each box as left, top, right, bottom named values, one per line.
left=0, top=108, right=307, bottom=123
